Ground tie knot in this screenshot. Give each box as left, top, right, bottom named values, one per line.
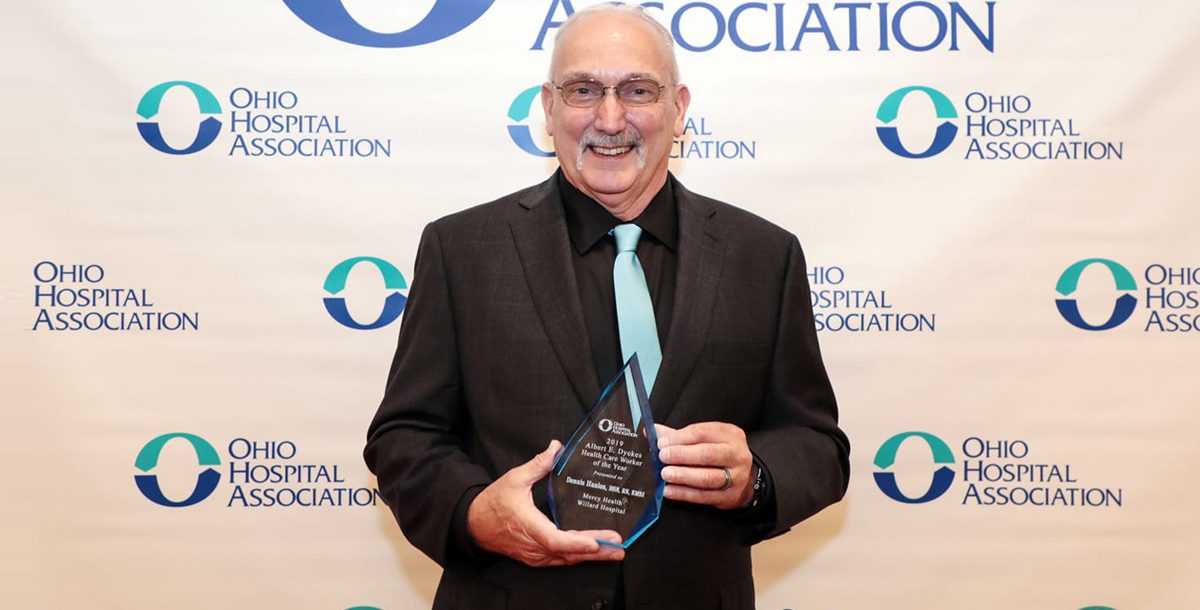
left=611, top=223, right=643, bottom=253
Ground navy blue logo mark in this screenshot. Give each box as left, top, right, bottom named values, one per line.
left=283, top=0, right=495, bottom=48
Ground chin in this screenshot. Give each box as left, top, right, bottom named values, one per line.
left=579, top=157, right=641, bottom=189
left=579, top=171, right=637, bottom=196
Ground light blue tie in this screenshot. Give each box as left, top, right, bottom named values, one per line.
left=611, top=223, right=662, bottom=428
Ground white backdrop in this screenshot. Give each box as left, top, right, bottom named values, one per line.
left=4, top=1, right=1199, bottom=609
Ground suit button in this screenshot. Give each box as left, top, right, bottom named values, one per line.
left=590, top=600, right=607, bottom=610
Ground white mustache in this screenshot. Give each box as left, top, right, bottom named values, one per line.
left=576, top=130, right=646, bottom=170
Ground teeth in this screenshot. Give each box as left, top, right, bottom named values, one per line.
left=592, top=145, right=632, bottom=156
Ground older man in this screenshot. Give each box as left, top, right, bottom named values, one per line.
left=364, top=5, right=848, bottom=609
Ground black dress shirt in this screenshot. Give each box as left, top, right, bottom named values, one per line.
left=558, top=169, right=677, bottom=386
left=560, top=168, right=776, bottom=528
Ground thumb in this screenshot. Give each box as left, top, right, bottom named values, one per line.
left=513, top=440, right=562, bottom=486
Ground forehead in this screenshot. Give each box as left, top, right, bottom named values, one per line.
left=552, top=13, right=671, bottom=82
left=559, top=70, right=659, bottom=83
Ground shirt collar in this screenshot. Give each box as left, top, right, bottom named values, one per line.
left=558, top=168, right=678, bottom=255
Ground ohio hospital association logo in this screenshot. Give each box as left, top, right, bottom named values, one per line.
left=872, top=432, right=1123, bottom=508
left=876, top=86, right=1124, bottom=161
left=134, top=433, right=380, bottom=509
left=1055, top=258, right=1200, bottom=333
left=282, top=0, right=495, bottom=47
left=135, top=433, right=221, bottom=507
left=323, top=257, right=408, bottom=330
left=136, top=81, right=223, bottom=155
left=873, top=432, right=955, bottom=503
left=875, top=86, right=958, bottom=158
left=1055, top=258, right=1138, bottom=331
left=31, top=261, right=200, bottom=332
left=137, top=81, right=391, bottom=158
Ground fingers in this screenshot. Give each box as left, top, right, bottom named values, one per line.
left=662, top=463, right=746, bottom=509
left=528, top=515, right=600, bottom=555
left=653, top=423, right=676, bottom=441
left=525, top=522, right=625, bottom=566
left=562, top=546, right=626, bottom=563
left=658, top=421, right=743, bottom=449
left=551, top=529, right=625, bottom=564
left=534, top=545, right=626, bottom=567
left=663, top=483, right=737, bottom=508
left=661, top=464, right=734, bottom=490
left=659, top=442, right=735, bottom=467
left=655, top=421, right=754, bottom=510
left=575, top=529, right=624, bottom=547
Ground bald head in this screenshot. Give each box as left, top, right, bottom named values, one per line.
left=548, top=5, right=680, bottom=83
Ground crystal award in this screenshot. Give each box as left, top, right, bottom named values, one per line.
left=548, top=353, right=664, bottom=548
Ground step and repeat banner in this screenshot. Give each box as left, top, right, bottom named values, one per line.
left=4, top=1, right=1198, bottom=609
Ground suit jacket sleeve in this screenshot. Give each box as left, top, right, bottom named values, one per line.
left=363, top=221, right=493, bottom=567
left=745, top=234, right=850, bottom=541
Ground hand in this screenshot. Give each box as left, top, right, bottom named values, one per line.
left=466, top=440, right=626, bottom=567
left=656, top=423, right=755, bottom=510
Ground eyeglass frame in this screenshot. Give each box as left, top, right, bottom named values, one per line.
left=550, top=77, right=676, bottom=108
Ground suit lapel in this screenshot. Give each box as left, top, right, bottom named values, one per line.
left=509, top=178, right=601, bottom=412
left=652, top=179, right=725, bottom=423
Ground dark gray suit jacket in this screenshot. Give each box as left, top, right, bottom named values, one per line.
left=365, top=174, right=849, bottom=610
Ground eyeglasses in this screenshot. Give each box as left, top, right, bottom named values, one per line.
left=552, top=78, right=672, bottom=108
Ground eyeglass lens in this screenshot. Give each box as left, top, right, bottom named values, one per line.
left=561, top=79, right=663, bottom=106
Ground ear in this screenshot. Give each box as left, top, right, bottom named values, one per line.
left=672, top=84, right=691, bottom=138
left=540, top=82, right=556, bottom=136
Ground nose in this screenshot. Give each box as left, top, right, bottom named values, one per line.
left=592, top=89, right=627, bottom=134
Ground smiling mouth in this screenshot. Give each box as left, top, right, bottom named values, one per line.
left=589, top=145, right=633, bottom=156
left=577, top=134, right=645, bottom=171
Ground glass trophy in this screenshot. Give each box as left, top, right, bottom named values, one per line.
left=548, top=353, right=664, bottom=549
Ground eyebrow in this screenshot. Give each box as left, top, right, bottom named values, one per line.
left=559, top=71, right=660, bottom=83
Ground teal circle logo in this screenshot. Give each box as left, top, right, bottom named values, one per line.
left=1055, top=259, right=1138, bottom=331
left=873, top=432, right=956, bottom=504
left=508, top=85, right=554, bottom=157
left=876, top=86, right=958, bottom=158
left=134, top=433, right=221, bottom=507
left=283, top=0, right=495, bottom=48
left=137, top=81, right=223, bottom=155
left=323, top=257, right=408, bottom=330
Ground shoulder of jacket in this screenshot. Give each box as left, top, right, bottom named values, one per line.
left=428, top=179, right=553, bottom=241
